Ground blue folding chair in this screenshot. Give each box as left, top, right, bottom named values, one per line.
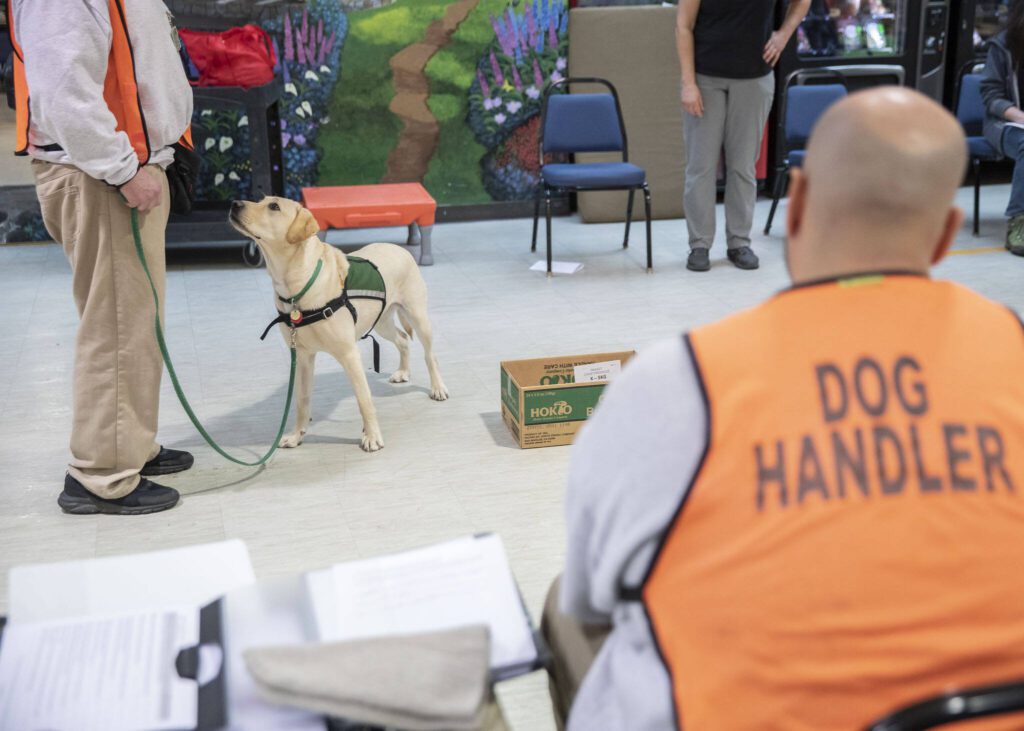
left=764, top=83, right=848, bottom=236
left=956, top=72, right=1003, bottom=236
left=531, top=77, right=652, bottom=275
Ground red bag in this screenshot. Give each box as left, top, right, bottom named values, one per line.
left=178, top=25, right=277, bottom=89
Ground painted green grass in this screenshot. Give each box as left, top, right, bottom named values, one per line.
left=423, top=0, right=507, bottom=204
left=318, top=1, right=451, bottom=186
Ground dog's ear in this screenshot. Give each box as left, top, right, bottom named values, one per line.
left=286, top=207, right=319, bottom=245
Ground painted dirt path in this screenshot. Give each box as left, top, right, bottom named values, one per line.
left=382, top=0, right=478, bottom=183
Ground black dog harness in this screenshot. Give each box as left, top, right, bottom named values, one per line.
left=260, top=256, right=387, bottom=372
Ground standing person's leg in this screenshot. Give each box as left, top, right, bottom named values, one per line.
left=684, top=75, right=728, bottom=270
left=722, top=72, right=775, bottom=269
left=34, top=162, right=177, bottom=507
left=1000, top=126, right=1024, bottom=255
left=541, top=576, right=611, bottom=730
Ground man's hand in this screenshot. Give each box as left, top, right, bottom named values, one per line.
left=682, top=84, right=704, bottom=118
left=763, top=31, right=788, bottom=67
left=1007, top=108, right=1024, bottom=125
left=120, top=169, right=162, bottom=212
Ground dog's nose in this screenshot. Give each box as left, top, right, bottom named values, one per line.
left=231, top=200, right=245, bottom=212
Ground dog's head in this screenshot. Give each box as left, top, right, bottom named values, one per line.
left=229, top=196, right=320, bottom=250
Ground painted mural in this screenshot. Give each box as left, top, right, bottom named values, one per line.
left=0, top=0, right=569, bottom=243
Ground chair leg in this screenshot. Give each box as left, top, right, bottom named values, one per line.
left=764, top=168, right=787, bottom=237
left=531, top=191, right=541, bottom=252
left=623, top=189, right=635, bottom=249
left=545, top=192, right=553, bottom=277
left=973, top=158, right=981, bottom=237
left=643, top=184, right=653, bottom=273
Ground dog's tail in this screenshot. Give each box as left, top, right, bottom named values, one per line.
left=396, top=307, right=415, bottom=340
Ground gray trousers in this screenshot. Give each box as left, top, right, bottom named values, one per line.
left=684, top=73, right=775, bottom=250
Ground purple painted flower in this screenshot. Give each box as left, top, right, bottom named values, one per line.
left=526, top=85, right=541, bottom=100
left=477, top=70, right=491, bottom=98
left=284, top=12, right=294, bottom=62
left=507, top=101, right=523, bottom=114
left=490, top=51, right=505, bottom=86
left=551, top=70, right=564, bottom=84
left=294, top=133, right=307, bottom=146
left=281, top=120, right=287, bottom=131
left=511, top=65, right=523, bottom=92
left=533, top=57, right=544, bottom=89
left=556, top=57, right=567, bottom=71
left=495, top=113, right=507, bottom=125
left=548, top=20, right=558, bottom=49
left=282, top=132, right=292, bottom=148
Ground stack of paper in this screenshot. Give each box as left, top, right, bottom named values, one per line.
left=307, top=534, right=539, bottom=680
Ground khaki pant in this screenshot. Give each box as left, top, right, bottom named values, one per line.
left=541, top=577, right=611, bottom=730
left=34, top=162, right=168, bottom=499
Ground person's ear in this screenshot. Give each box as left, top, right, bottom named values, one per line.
left=931, top=207, right=963, bottom=265
left=286, top=207, right=320, bottom=245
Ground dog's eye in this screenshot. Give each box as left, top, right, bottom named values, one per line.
left=268, top=202, right=280, bottom=212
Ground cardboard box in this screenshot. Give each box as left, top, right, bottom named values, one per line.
left=500, top=351, right=635, bottom=449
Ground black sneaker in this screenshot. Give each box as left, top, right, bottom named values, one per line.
left=58, top=474, right=180, bottom=516
left=687, top=248, right=711, bottom=272
left=141, top=446, right=194, bottom=476
left=727, top=246, right=759, bottom=270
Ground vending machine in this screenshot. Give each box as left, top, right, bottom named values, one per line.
left=768, top=0, right=953, bottom=186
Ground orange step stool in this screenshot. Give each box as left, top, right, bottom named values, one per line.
left=301, top=183, right=437, bottom=266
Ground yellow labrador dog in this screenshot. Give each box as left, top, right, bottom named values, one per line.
left=229, top=196, right=448, bottom=452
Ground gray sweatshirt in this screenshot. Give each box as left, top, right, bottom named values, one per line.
left=561, top=336, right=706, bottom=730
left=12, top=0, right=193, bottom=186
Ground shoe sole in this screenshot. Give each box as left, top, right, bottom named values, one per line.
left=687, top=261, right=711, bottom=272
left=58, top=493, right=180, bottom=516
left=730, top=262, right=760, bottom=270
left=140, top=461, right=194, bottom=477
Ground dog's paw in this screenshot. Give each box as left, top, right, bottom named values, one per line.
left=279, top=432, right=305, bottom=449
left=388, top=370, right=410, bottom=384
left=361, top=432, right=385, bottom=452
left=430, top=384, right=450, bottom=402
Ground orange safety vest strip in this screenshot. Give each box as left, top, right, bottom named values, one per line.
left=9, top=0, right=190, bottom=163
left=642, top=275, right=1024, bottom=731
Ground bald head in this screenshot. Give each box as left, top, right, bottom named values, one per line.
left=787, top=87, right=967, bottom=283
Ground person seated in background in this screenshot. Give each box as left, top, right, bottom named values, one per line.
left=542, top=87, right=1024, bottom=731
left=981, top=0, right=1024, bottom=256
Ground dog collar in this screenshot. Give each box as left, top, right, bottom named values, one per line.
left=279, top=258, right=324, bottom=311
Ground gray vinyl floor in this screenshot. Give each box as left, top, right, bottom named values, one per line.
left=1, top=186, right=1021, bottom=730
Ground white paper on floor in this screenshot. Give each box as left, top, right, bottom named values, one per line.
left=530, top=260, right=583, bottom=275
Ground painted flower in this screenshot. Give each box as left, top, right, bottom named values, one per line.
left=204, top=137, right=216, bottom=151
left=304, top=70, right=319, bottom=82
left=296, top=107, right=307, bottom=118
left=238, top=115, right=248, bottom=128
left=526, top=85, right=541, bottom=100
left=282, top=132, right=292, bottom=148
left=214, top=173, right=225, bottom=186
left=507, top=101, right=523, bottom=114
left=494, top=113, right=507, bottom=125
left=301, top=101, right=313, bottom=116
left=285, top=82, right=298, bottom=96
left=228, top=171, right=240, bottom=181
left=200, top=109, right=212, bottom=117
left=294, top=134, right=307, bottom=146
left=551, top=70, right=564, bottom=84
left=556, top=57, right=567, bottom=71
left=219, top=137, right=233, bottom=152
left=281, top=120, right=287, bottom=131
left=319, top=65, right=330, bottom=74
left=320, top=116, right=330, bottom=124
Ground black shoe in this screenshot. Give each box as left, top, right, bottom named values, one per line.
left=1007, top=242, right=1024, bottom=257
left=727, top=246, right=760, bottom=270
left=58, top=474, right=180, bottom=516
left=141, top=446, right=194, bottom=476
left=687, top=248, right=711, bottom=272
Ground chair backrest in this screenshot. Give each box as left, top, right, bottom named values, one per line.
left=540, top=77, right=627, bottom=159
left=956, top=73, right=987, bottom=136
left=784, top=83, right=848, bottom=151
left=864, top=679, right=1024, bottom=731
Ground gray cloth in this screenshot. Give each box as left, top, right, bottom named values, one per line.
left=980, top=32, right=1019, bottom=153
left=683, top=72, right=775, bottom=251
left=244, top=625, right=492, bottom=731
left=560, top=337, right=707, bottom=730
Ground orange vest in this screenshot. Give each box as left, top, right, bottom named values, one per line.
left=7, top=0, right=191, bottom=161
left=642, top=275, right=1024, bottom=730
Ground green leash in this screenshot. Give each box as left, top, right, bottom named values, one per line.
left=131, top=208, right=296, bottom=467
